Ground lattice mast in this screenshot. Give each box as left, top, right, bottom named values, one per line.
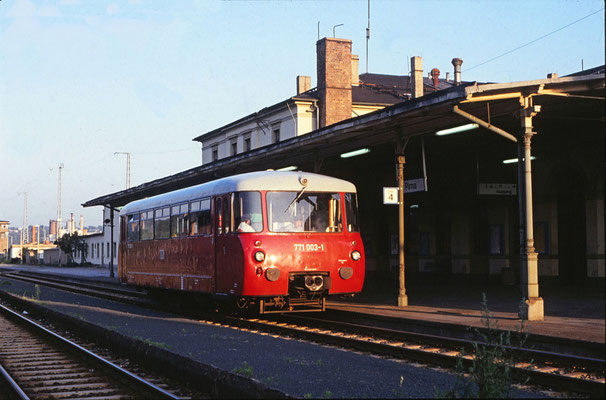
left=57, top=163, right=63, bottom=237
left=22, top=192, right=28, bottom=244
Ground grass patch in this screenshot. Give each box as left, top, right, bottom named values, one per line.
left=134, top=335, right=171, bottom=350
left=232, top=361, right=254, bottom=378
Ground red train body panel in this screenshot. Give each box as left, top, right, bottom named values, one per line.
left=119, top=171, right=365, bottom=312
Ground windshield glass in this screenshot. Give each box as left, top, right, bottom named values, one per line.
left=233, top=191, right=263, bottom=232
left=267, top=192, right=342, bottom=233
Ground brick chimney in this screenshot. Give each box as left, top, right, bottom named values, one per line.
left=431, top=68, right=440, bottom=88
left=351, top=54, right=360, bottom=86
left=316, top=37, right=352, bottom=128
left=297, top=75, right=311, bottom=94
left=410, top=56, right=423, bottom=99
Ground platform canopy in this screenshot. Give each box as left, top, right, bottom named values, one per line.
left=83, top=72, right=604, bottom=209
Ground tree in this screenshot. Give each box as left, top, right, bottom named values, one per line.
left=55, top=232, right=87, bottom=265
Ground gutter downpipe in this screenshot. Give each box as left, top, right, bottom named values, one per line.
left=286, top=101, right=298, bottom=137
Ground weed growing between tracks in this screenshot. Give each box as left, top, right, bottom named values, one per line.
left=435, top=293, right=529, bottom=398
left=232, top=361, right=254, bottom=378
left=133, top=335, right=171, bottom=350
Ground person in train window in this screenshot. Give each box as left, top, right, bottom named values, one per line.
left=238, top=215, right=255, bottom=232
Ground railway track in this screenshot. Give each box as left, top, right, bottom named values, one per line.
left=0, top=303, right=179, bottom=400
left=225, top=314, right=605, bottom=397
left=2, top=270, right=604, bottom=397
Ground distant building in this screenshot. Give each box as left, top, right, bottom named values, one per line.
left=9, top=243, right=58, bottom=264
left=0, top=220, right=8, bottom=257
left=49, top=219, right=57, bottom=236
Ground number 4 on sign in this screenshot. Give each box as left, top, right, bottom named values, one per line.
left=383, top=187, right=399, bottom=205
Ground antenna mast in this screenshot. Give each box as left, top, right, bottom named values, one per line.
left=366, top=0, right=370, bottom=73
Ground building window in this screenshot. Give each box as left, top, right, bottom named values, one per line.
left=534, top=221, right=549, bottom=254
left=244, top=137, right=251, bottom=152
left=230, top=140, right=237, bottom=156
left=419, top=232, right=430, bottom=256
left=488, top=224, right=504, bottom=255
left=212, top=145, right=218, bottom=162
left=272, top=124, right=281, bottom=143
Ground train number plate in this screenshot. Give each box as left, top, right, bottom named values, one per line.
left=293, top=243, right=326, bottom=252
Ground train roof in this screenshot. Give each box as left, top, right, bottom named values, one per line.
left=120, top=171, right=357, bottom=215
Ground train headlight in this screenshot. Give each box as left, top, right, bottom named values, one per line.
left=351, top=250, right=361, bottom=261
left=254, top=251, right=265, bottom=262
left=339, top=267, right=354, bottom=280
left=265, top=267, right=280, bottom=282
left=304, top=275, right=324, bottom=291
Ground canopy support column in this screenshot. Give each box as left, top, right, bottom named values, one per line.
left=518, top=98, right=543, bottom=321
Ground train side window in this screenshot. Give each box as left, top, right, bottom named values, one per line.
left=155, top=207, right=170, bottom=239
left=223, top=195, right=231, bottom=234
left=190, top=199, right=211, bottom=235
left=216, top=198, right=223, bottom=235
left=171, top=203, right=189, bottom=237
left=344, top=193, right=360, bottom=232
left=120, top=216, right=127, bottom=242
left=127, top=214, right=139, bottom=241
left=140, top=210, right=154, bottom=240
left=190, top=201, right=200, bottom=235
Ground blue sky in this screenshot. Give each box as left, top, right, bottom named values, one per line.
left=1, top=0, right=604, bottom=228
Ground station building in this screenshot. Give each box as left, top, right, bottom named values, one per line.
left=84, top=38, right=605, bottom=320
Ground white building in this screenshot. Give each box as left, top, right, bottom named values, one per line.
left=78, top=207, right=119, bottom=267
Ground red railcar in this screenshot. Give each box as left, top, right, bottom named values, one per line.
left=119, top=171, right=365, bottom=313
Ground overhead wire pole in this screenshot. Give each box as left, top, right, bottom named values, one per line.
left=57, top=163, right=64, bottom=239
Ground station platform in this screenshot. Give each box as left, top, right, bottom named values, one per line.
left=1, top=263, right=604, bottom=345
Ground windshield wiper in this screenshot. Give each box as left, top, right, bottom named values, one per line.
left=284, top=186, right=307, bottom=213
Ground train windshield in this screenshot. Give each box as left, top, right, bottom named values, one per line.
left=233, top=191, right=263, bottom=232
left=267, top=192, right=342, bottom=233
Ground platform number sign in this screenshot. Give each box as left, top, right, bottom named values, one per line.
left=383, top=187, right=399, bottom=205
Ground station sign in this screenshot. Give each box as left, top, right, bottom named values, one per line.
left=383, top=187, right=398, bottom=204
left=478, top=183, right=517, bottom=195
left=383, top=178, right=428, bottom=204
left=404, top=178, right=427, bottom=193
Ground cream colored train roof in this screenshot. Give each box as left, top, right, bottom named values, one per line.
left=120, top=171, right=357, bottom=216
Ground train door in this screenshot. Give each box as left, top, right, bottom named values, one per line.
left=214, top=195, right=232, bottom=293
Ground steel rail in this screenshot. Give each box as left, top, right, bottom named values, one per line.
left=0, top=271, right=149, bottom=304
left=8, top=271, right=147, bottom=297
left=0, top=362, right=29, bottom=400
left=280, top=314, right=606, bottom=371
left=0, top=303, right=179, bottom=400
